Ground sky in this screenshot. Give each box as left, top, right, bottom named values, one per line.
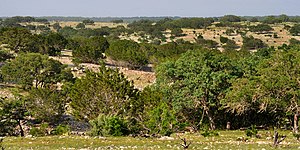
left=0, top=0, right=299, bottom=17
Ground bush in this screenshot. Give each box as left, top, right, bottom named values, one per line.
left=200, top=130, right=219, bottom=137
left=51, top=125, right=70, bottom=135
left=145, top=102, right=178, bottom=136
left=89, top=114, right=129, bottom=136
left=29, top=123, right=49, bottom=137
left=245, top=125, right=258, bottom=137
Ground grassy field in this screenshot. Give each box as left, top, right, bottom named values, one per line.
left=2, top=130, right=300, bottom=150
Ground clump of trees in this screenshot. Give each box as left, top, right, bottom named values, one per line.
left=289, top=24, right=300, bottom=36
left=242, top=36, right=267, bottom=50
left=72, top=36, right=109, bottom=63
left=0, top=27, right=67, bottom=56
left=249, top=24, right=273, bottom=34
left=106, top=40, right=148, bottom=68
left=1, top=53, right=73, bottom=89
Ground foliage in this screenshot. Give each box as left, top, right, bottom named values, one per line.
left=289, top=24, right=300, bottom=36
left=155, top=48, right=241, bottom=130
left=89, top=114, right=129, bottom=136
left=242, top=36, right=267, bottom=50
left=75, top=23, right=85, bottom=29
left=222, top=39, right=239, bottom=51
left=219, top=15, right=242, bottom=22
left=72, top=36, right=109, bottom=63
left=26, top=88, right=66, bottom=123
left=145, top=102, right=178, bottom=136
left=245, top=125, right=258, bottom=137
left=196, top=35, right=218, bottom=49
left=0, top=97, right=27, bottom=136
left=51, top=125, right=70, bottom=135
left=1, top=53, right=73, bottom=89
left=29, top=123, right=49, bottom=137
left=220, top=36, right=229, bottom=44
left=106, top=40, right=148, bottom=68
left=201, top=128, right=219, bottom=137
left=52, top=22, right=61, bottom=31
left=0, top=49, right=13, bottom=62
left=0, top=27, right=33, bottom=52
left=69, top=65, right=140, bottom=120
left=289, top=38, right=300, bottom=46
left=82, top=19, right=94, bottom=25
left=249, top=24, right=273, bottom=33
left=224, top=46, right=300, bottom=127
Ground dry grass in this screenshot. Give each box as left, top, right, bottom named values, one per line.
left=2, top=130, right=300, bottom=150
left=51, top=21, right=127, bottom=29
left=51, top=50, right=155, bottom=89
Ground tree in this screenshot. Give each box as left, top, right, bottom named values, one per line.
left=220, top=15, right=241, bottom=22
left=0, top=97, right=27, bottom=136
left=222, top=39, right=239, bottom=51
left=82, top=19, right=94, bottom=25
left=26, top=88, right=66, bottom=123
left=290, top=24, right=300, bottom=36
left=242, top=36, right=267, bottom=50
left=76, top=23, right=85, bottom=29
left=0, top=27, right=33, bottom=52
left=52, top=22, right=61, bottom=31
left=249, top=24, right=273, bottom=34
left=171, top=28, right=183, bottom=37
left=69, top=65, right=140, bottom=120
left=220, top=36, right=229, bottom=44
left=0, top=49, right=13, bottom=62
left=43, top=32, right=67, bottom=55
left=155, top=48, right=240, bottom=130
left=1, top=53, right=73, bottom=89
left=289, top=38, right=300, bottom=46
left=106, top=40, right=148, bottom=68
left=224, top=47, right=300, bottom=131
left=72, top=36, right=109, bottom=63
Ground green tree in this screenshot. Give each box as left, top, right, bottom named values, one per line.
left=155, top=48, right=240, bottom=130
left=242, top=36, right=267, bottom=50
left=69, top=65, right=140, bottom=120
left=106, top=40, right=148, bottom=68
left=0, top=97, right=27, bottom=136
left=220, top=15, right=241, bottom=22
left=43, top=32, right=67, bottom=55
left=290, top=24, right=300, bottom=36
left=52, top=22, right=61, bottom=31
left=76, top=23, right=85, bottom=29
left=0, top=27, right=33, bottom=52
left=26, top=88, right=66, bottom=123
left=249, top=24, right=273, bottom=34
left=82, top=19, right=94, bottom=25
left=1, top=53, right=73, bottom=89
left=224, top=47, right=300, bottom=131
left=72, top=36, right=109, bottom=63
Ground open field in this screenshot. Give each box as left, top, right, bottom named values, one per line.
left=2, top=130, right=300, bottom=150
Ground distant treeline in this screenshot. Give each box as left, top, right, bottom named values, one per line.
left=2, top=15, right=300, bottom=23
left=26, top=16, right=180, bottom=23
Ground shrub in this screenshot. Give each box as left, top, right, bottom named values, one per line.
left=51, top=125, right=70, bottom=135
left=145, top=102, right=178, bottom=136
left=89, top=114, right=129, bottom=136
left=245, top=125, right=258, bottom=137
left=29, top=123, right=49, bottom=137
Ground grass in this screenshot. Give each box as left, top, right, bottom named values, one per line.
left=2, top=130, right=300, bottom=149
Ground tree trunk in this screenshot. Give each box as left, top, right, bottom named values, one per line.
left=17, top=119, right=24, bottom=137
left=205, top=109, right=216, bottom=130
left=294, top=113, right=299, bottom=133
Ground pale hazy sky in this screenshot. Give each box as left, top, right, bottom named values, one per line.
left=1, top=0, right=299, bottom=17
